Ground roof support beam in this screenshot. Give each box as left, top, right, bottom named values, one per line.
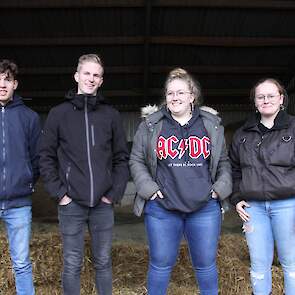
left=1, top=0, right=295, bottom=9
left=2, top=36, right=295, bottom=47
left=20, top=88, right=249, bottom=98
left=143, top=0, right=152, bottom=101
left=19, top=66, right=287, bottom=76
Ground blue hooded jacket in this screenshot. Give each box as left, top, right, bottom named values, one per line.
left=0, top=94, right=41, bottom=209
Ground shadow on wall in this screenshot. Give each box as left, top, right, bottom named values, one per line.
left=32, top=180, right=137, bottom=220
left=224, top=120, right=245, bottom=147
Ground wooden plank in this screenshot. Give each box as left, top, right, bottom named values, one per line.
left=0, top=0, right=294, bottom=9
left=19, top=65, right=287, bottom=75
left=0, top=36, right=144, bottom=46
left=0, top=0, right=144, bottom=8
left=19, top=88, right=250, bottom=98
left=154, top=0, right=295, bottom=9
left=151, top=36, right=295, bottom=47
left=2, top=36, right=295, bottom=47
left=143, top=0, right=152, bottom=100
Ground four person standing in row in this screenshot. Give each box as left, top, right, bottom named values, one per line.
left=1, top=55, right=294, bottom=295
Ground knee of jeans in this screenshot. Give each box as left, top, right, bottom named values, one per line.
left=13, top=261, right=32, bottom=275
left=64, top=253, right=83, bottom=273
left=281, top=263, right=295, bottom=279
left=93, top=255, right=112, bottom=271
left=150, top=262, right=173, bottom=274
left=194, top=262, right=216, bottom=274
left=150, top=252, right=176, bottom=271
left=288, top=271, right=295, bottom=279
left=250, top=270, right=266, bottom=285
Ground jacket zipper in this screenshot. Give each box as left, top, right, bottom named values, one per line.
left=1, top=107, right=6, bottom=210
left=84, top=97, right=94, bottom=206
left=91, top=125, right=95, bottom=147
left=65, top=163, right=71, bottom=193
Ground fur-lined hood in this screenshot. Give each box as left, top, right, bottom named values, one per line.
left=141, top=104, right=218, bottom=118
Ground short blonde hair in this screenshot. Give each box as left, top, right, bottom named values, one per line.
left=77, top=54, right=104, bottom=74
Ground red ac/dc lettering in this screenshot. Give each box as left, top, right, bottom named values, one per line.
left=156, top=135, right=210, bottom=160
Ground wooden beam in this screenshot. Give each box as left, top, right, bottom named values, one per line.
left=19, top=88, right=250, bottom=98
left=151, top=36, right=295, bottom=47
left=0, top=36, right=144, bottom=46
left=143, top=0, right=152, bottom=101
left=19, top=65, right=287, bottom=76
left=0, top=0, right=144, bottom=8
left=1, top=0, right=295, bottom=9
left=2, top=36, right=295, bottom=47
left=154, top=0, right=295, bottom=9
left=150, top=65, right=288, bottom=74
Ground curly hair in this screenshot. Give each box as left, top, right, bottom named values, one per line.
left=0, top=59, right=18, bottom=80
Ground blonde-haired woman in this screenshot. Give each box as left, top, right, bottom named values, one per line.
left=130, top=68, right=232, bottom=294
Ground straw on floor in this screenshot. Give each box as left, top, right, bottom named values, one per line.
left=0, top=232, right=284, bottom=295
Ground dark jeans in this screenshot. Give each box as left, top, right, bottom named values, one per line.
left=58, top=200, right=114, bottom=295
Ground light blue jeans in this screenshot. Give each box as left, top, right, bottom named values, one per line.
left=144, top=198, right=221, bottom=295
left=0, top=206, right=35, bottom=295
left=243, top=198, right=295, bottom=295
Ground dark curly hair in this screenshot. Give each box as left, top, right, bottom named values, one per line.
left=0, top=59, right=18, bottom=80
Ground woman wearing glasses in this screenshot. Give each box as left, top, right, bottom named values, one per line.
left=229, top=78, right=295, bottom=295
left=130, top=68, right=232, bottom=295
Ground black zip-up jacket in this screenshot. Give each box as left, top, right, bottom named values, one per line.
left=39, top=91, right=129, bottom=207
left=229, top=110, right=295, bottom=205
left=0, top=95, right=41, bottom=209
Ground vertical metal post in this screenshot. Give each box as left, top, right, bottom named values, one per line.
left=143, top=0, right=152, bottom=103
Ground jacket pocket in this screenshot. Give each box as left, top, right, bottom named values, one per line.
left=268, top=135, right=294, bottom=166
left=238, top=137, right=254, bottom=168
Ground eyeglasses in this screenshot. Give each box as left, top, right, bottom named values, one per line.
left=255, top=93, right=281, bottom=101
left=166, top=90, right=191, bottom=99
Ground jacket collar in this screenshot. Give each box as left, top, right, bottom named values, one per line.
left=3, top=94, right=24, bottom=109
left=243, top=110, right=290, bottom=131
left=145, top=105, right=220, bottom=127
left=65, top=89, right=106, bottom=110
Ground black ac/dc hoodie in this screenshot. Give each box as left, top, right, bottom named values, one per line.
left=39, top=90, right=129, bottom=207
left=155, top=108, right=212, bottom=212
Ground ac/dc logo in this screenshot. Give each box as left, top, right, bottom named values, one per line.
left=156, top=135, right=210, bottom=160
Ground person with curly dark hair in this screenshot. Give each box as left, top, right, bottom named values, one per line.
left=0, top=59, right=41, bottom=295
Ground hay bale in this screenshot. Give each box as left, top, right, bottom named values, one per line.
left=0, top=231, right=284, bottom=295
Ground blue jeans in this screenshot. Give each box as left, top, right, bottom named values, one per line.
left=243, top=198, right=295, bottom=295
left=58, top=200, right=114, bottom=295
left=144, top=199, right=221, bottom=295
left=0, top=206, right=34, bottom=295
